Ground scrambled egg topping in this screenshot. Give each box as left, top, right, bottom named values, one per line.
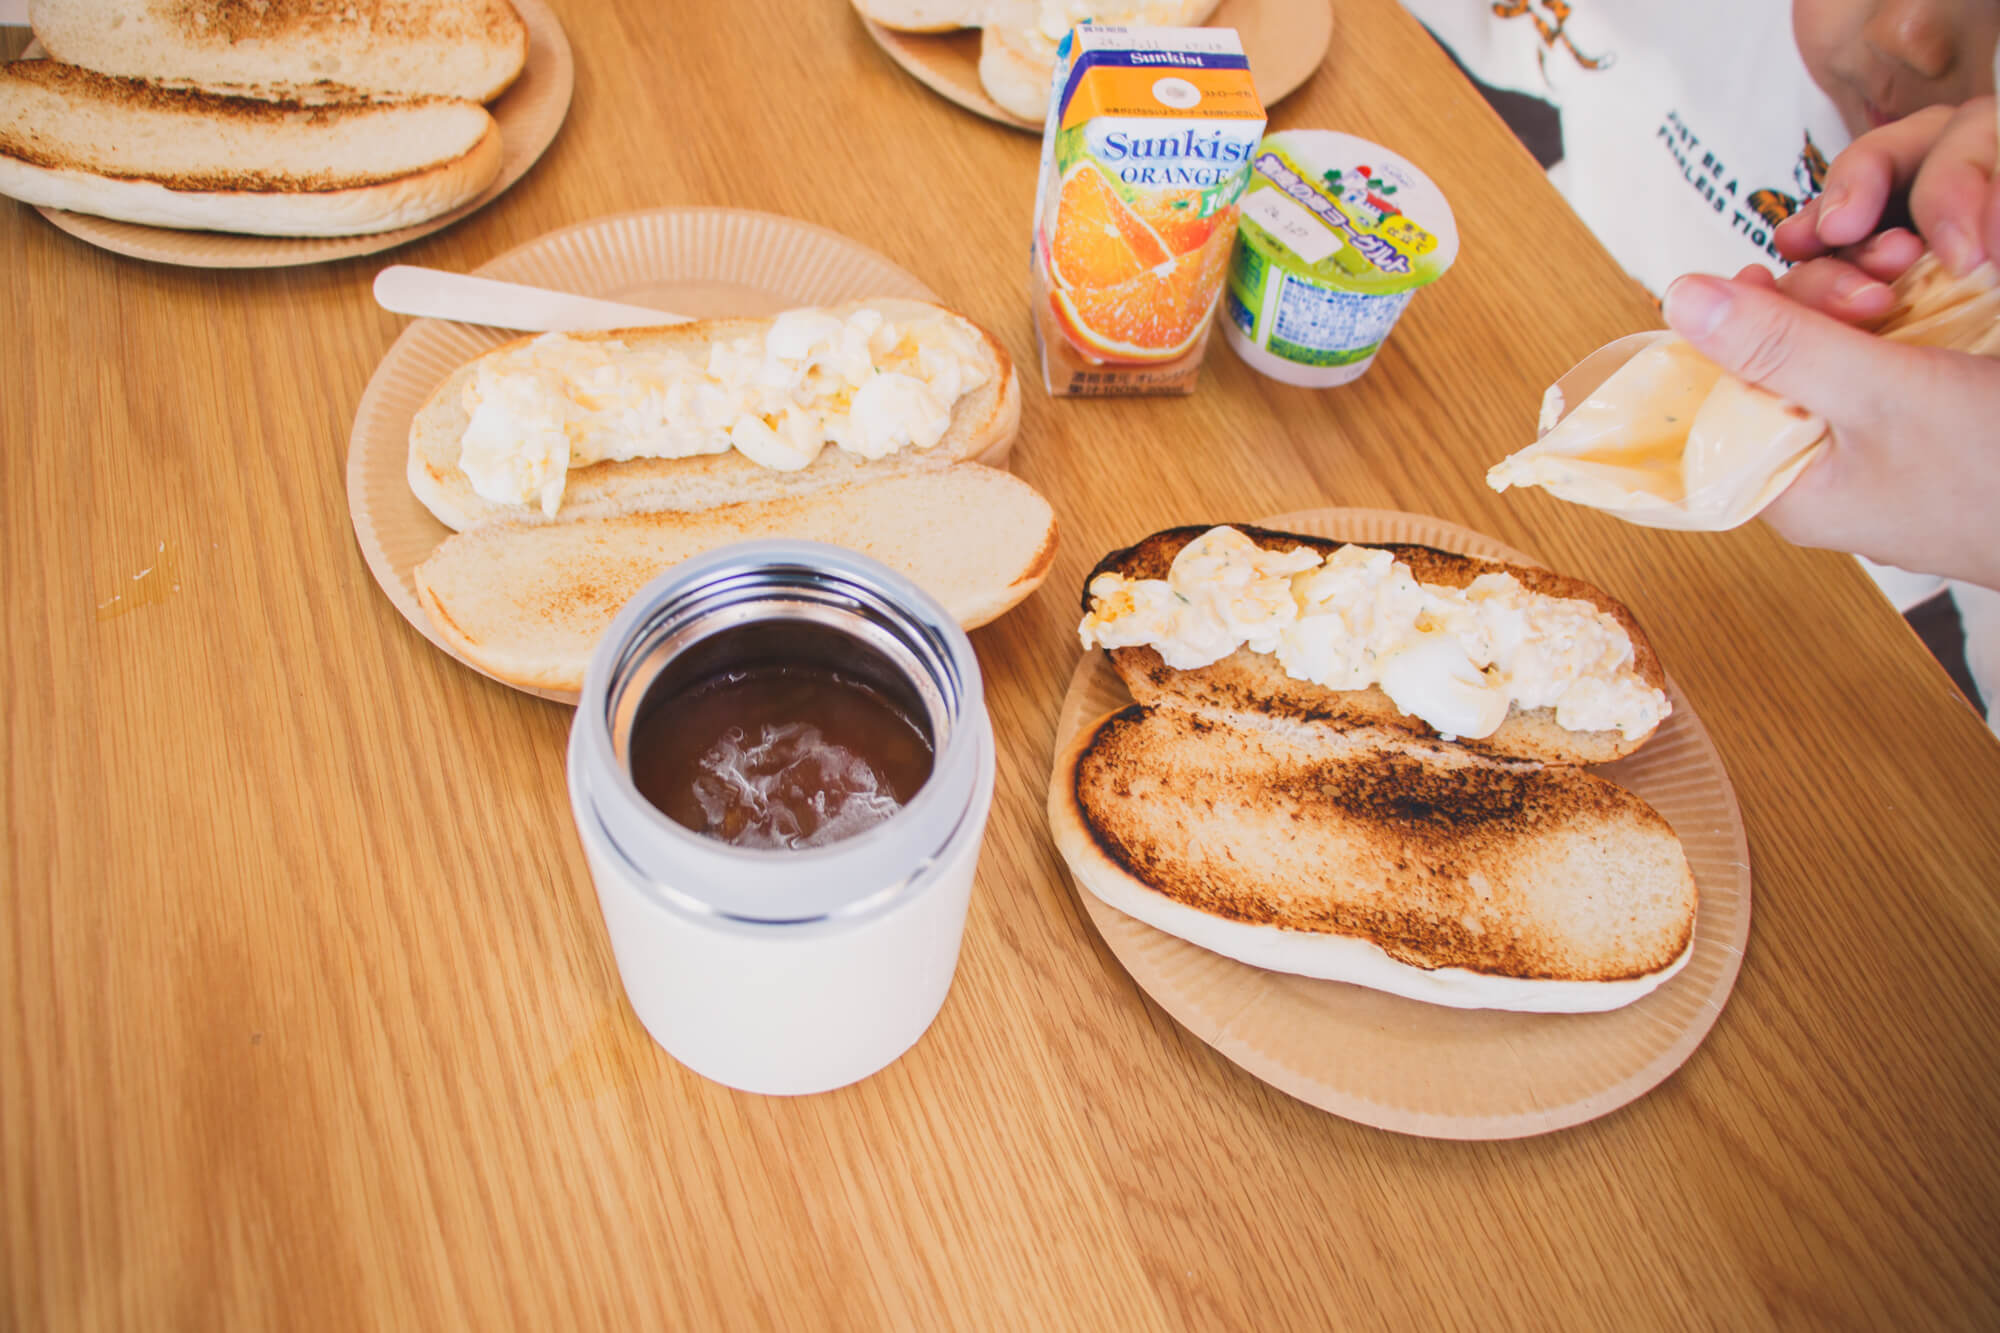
left=1077, top=526, right=1671, bottom=741
left=455, top=306, right=990, bottom=517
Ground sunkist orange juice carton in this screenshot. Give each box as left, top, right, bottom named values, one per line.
left=1030, top=24, right=1266, bottom=396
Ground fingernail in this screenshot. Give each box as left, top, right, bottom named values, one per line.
left=1933, top=220, right=1978, bottom=275
left=1663, top=276, right=1730, bottom=339
left=1816, top=187, right=1850, bottom=235
left=1859, top=226, right=1911, bottom=257
left=1831, top=271, right=1890, bottom=306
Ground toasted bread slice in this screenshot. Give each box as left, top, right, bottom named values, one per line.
left=0, top=60, right=501, bottom=235
left=413, top=465, right=1058, bottom=693
left=854, top=0, right=986, bottom=33
left=29, top=0, right=529, bottom=104
left=976, top=25, right=1054, bottom=122
left=407, top=299, right=1024, bottom=532
left=976, top=2, right=1222, bottom=122
left=1050, top=703, right=1696, bottom=1012
left=1085, top=524, right=1668, bottom=765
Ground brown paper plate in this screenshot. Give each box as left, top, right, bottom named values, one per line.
left=347, top=206, right=955, bottom=703
left=857, top=0, right=1332, bottom=132
left=23, top=0, right=573, bottom=268
left=1049, top=509, right=1752, bottom=1139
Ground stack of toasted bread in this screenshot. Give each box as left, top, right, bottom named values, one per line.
left=0, top=0, right=527, bottom=236
left=1050, top=524, right=1698, bottom=1014
left=407, top=300, right=1060, bottom=693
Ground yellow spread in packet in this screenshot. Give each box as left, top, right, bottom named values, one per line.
left=1487, top=254, right=2000, bottom=530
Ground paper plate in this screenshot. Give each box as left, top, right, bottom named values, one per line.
left=1048, top=509, right=1752, bottom=1139
left=346, top=207, right=951, bottom=703
left=24, top=0, right=573, bottom=268
left=856, top=0, right=1333, bottom=132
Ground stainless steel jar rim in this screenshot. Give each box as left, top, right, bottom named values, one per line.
left=569, top=540, right=991, bottom=927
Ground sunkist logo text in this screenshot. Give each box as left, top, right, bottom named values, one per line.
left=1095, top=129, right=1253, bottom=187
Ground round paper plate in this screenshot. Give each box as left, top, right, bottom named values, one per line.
left=347, top=207, right=950, bottom=703
left=1049, top=509, right=1752, bottom=1139
left=856, top=0, right=1333, bottom=132
left=26, top=0, right=573, bottom=268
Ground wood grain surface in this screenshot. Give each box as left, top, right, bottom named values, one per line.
left=6, top=2, right=2000, bottom=1329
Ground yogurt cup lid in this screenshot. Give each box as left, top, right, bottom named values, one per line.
left=1237, top=129, right=1459, bottom=296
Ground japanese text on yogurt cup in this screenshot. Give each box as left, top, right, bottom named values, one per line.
left=1222, top=130, right=1460, bottom=387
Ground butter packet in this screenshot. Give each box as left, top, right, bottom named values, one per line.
left=1488, top=254, right=2000, bottom=530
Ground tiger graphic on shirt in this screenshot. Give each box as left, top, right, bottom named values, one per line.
left=1490, top=0, right=1616, bottom=76
left=1747, top=133, right=1831, bottom=229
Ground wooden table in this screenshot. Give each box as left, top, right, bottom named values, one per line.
left=7, top=2, right=2000, bottom=1327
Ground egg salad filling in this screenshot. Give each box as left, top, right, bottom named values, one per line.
left=454, top=306, right=991, bottom=517
left=1077, top=526, right=1671, bottom=741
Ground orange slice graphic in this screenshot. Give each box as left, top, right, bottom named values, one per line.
left=1049, top=161, right=1171, bottom=290
left=1133, top=192, right=1237, bottom=257
left=1052, top=221, right=1237, bottom=363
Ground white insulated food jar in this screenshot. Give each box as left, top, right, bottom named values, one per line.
left=567, top=541, right=996, bottom=1096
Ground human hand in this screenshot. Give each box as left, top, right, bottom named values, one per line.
left=1721, top=230, right=1927, bottom=327
left=1663, top=271, right=2000, bottom=591
left=1773, top=97, right=1999, bottom=285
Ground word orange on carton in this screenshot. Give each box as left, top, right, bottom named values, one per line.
left=1030, top=25, right=1266, bottom=396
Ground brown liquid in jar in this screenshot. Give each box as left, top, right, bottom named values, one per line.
left=627, top=664, right=935, bottom=851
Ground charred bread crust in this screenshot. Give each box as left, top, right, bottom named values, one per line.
left=1063, top=703, right=1697, bottom=985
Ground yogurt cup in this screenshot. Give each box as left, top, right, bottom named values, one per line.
left=567, top=541, right=995, bottom=1096
left=1220, top=130, right=1460, bottom=387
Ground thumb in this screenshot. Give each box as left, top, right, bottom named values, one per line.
left=1661, top=273, right=1909, bottom=424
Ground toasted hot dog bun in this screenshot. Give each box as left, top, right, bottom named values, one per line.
left=858, top=1, right=1221, bottom=123
left=1051, top=523, right=1694, bottom=1013
left=29, top=0, right=529, bottom=104
left=976, top=25, right=1054, bottom=122
left=976, top=2, right=1222, bottom=122
left=852, top=0, right=986, bottom=33
left=1049, top=704, right=1696, bottom=1012
left=1085, top=525, right=1669, bottom=766
left=413, top=465, right=1058, bottom=694
left=0, top=60, right=501, bottom=235
left=406, top=299, right=1023, bottom=533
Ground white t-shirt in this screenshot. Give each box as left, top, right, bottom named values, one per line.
left=1953, top=581, right=2000, bottom=735
left=1405, top=1, right=1853, bottom=294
